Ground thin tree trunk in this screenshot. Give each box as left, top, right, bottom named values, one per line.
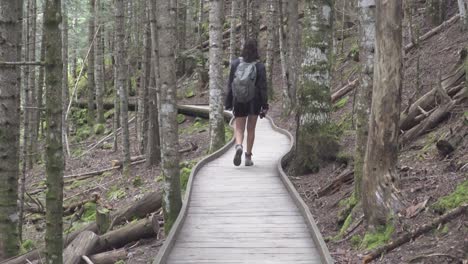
left=249, top=0, right=260, bottom=40
left=44, top=0, right=64, bottom=263
left=458, top=0, right=467, bottom=30
left=229, top=0, right=238, bottom=62
left=177, top=0, right=187, bottom=74
left=139, top=7, right=151, bottom=155
left=278, top=0, right=291, bottom=113
left=265, top=0, right=276, bottom=99
left=426, top=0, right=446, bottom=26
left=0, top=0, right=22, bottom=259
left=240, top=0, right=248, bottom=45
left=362, top=0, right=404, bottom=228
left=88, top=0, right=96, bottom=125
left=95, top=0, right=105, bottom=124
left=62, top=0, right=69, bottom=156
left=354, top=0, right=375, bottom=202
left=208, top=0, right=226, bottom=153
left=197, top=0, right=204, bottom=48
left=115, top=0, right=131, bottom=175
left=71, top=18, right=78, bottom=80
left=287, top=0, right=299, bottom=105
left=156, top=0, right=182, bottom=233
left=294, top=0, right=336, bottom=174
left=28, top=0, right=38, bottom=167
left=37, top=14, right=46, bottom=140
left=146, top=0, right=161, bottom=167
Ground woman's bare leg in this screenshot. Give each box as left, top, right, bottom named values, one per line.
left=246, top=115, right=259, bottom=154
left=235, top=117, right=247, bottom=145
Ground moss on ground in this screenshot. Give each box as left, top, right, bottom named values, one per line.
left=360, top=223, right=394, bottom=250
left=333, top=96, right=349, bottom=110
left=133, top=175, right=143, bottom=187
left=431, top=180, right=468, bottom=214
left=180, top=160, right=197, bottom=192
left=82, top=202, right=97, bottom=222
left=76, top=125, right=91, bottom=141
left=177, top=114, right=187, bottom=124
left=21, top=240, right=35, bottom=252
left=225, top=125, right=233, bottom=142
left=107, top=186, right=127, bottom=201
left=94, top=123, right=105, bottom=135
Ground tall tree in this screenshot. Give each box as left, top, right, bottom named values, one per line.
left=208, top=0, right=225, bottom=152
left=62, top=0, right=69, bottom=154
left=146, top=0, right=161, bottom=167
left=139, top=6, right=151, bottom=154
left=458, top=0, right=468, bottom=30
left=0, top=0, right=22, bottom=259
left=229, top=0, right=238, bottom=62
left=362, top=0, right=403, bottom=228
left=240, top=0, right=248, bottom=45
left=287, top=0, right=299, bottom=105
left=249, top=0, right=260, bottom=40
left=278, top=0, right=291, bottom=113
left=177, top=0, right=187, bottom=74
left=354, top=0, right=375, bottom=201
left=95, top=0, right=105, bottom=124
left=426, top=0, right=445, bottom=26
left=115, top=0, right=131, bottom=174
left=265, top=0, right=276, bottom=99
left=197, top=0, right=204, bottom=47
left=44, top=0, right=64, bottom=263
left=294, top=0, right=337, bottom=174
left=87, top=0, right=96, bottom=125
left=28, top=0, right=38, bottom=166
left=157, top=0, right=182, bottom=233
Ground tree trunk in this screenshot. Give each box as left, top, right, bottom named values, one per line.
left=265, top=0, right=276, bottom=99
left=277, top=0, right=291, bottom=113
left=95, top=0, right=105, bottom=124
left=197, top=0, right=204, bottom=48
left=458, top=0, right=468, bottom=30
left=229, top=0, right=238, bottom=62
left=62, top=0, right=70, bottom=156
left=71, top=18, right=78, bottom=80
left=146, top=0, right=162, bottom=167
left=115, top=0, right=131, bottom=174
left=362, top=0, right=403, bottom=228
left=0, top=0, right=21, bottom=259
left=38, top=17, right=46, bottom=138
left=249, top=0, right=260, bottom=40
left=177, top=0, right=187, bottom=75
left=426, top=0, right=446, bottom=26
left=139, top=7, right=151, bottom=155
left=63, top=231, right=99, bottom=264
left=157, top=0, right=183, bottom=233
left=88, top=0, right=96, bottom=125
left=240, top=0, right=248, bottom=45
left=354, top=0, right=375, bottom=202
left=208, top=0, right=226, bottom=153
left=294, top=0, right=336, bottom=174
left=28, top=0, right=38, bottom=167
left=89, top=248, right=128, bottom=264
left=44, top=0, right=65, bottom=262
left=287, top=0, right=299, bottom=104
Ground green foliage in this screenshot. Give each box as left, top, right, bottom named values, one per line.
left=185, top=89, right=195, bottom=98
left=333, top=96, right=349, bottom=109
left=350, top=235, right=362, bottom=248
left=180, top=160, right=197, bottom=192
left=104, top=109, right=115, bottom=120
left=66, top=179, right=87, bottom=190
left=82, top=202, right=97, bottom=222
left=101, top=143, right=113, bottom=150
left=132, top=176, right=143, bottom=187
left=339, top=195, right=358, bottom=209
left=360, top=224, right=394, bottom=250
left=225, top=126, right=233, bottom=142
left=76, top=125, right=91, bottom=141
left=21, top=240, right=36, bottom=252
left=431, top=180, right=468, bottom=214
left=181, top=118, right=208, bottom=134
left=107, top=186, right=127, bottom=201
left=336, top=213, right=353, bottom=239
left=71, top=108, right=89, bottom=126
left=177, top=114, right=187, bottom=124
left=94, top=123, right=105, bottom=135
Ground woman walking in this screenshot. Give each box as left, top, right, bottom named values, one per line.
left=225, top=39, right=269, bottom=166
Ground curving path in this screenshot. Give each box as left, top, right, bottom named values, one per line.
left=154, top=108, right=333, bottom=264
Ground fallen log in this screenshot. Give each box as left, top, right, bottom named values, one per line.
left=64, top=159, right=146, bottom=183
left=89, top=248, right=128, bottom=264
left=97, top=215, right=158, bottom=252
left=363, top=203, right=468, bottom=264
left=436, top=122, right=467, bottom=156
left=404, top=15, right=460, bottom=53
left=64, top=231, right=100, bottom=264
left=331, top=79, right=359, bottom=103
left=317, top=169, right=354, bottom=197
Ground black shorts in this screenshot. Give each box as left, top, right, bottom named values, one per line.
left=233, top=101, right=261, bottom=117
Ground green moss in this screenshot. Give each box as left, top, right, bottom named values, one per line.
left=66, top=179, right=87, bottom=190
left=431, top=180, right=468, bottom=214
left=82, top=202, right=97, bottom=222
left=180, top=167, right=191, bottom=191
left=435, top=224, right=449, bottom=235
left=185, top=89, right=195, bottom=98
left=104, top=109, right=115, bottom=119
left=21, top=240, right=36, bottom=252
left=177, top=114, right=186, bottom=124
left=350, top=235, right=362, bottom=249
left=94, top=123, right=105, bottom=135
left=339, top=194, right=358, bottom=208
left=333, top=96, right=349, bottom=109
left=361, top=224, right=394, bottom=250
left=114, top=260, right=125, bottom=264
left=107, top=186, right=127, bottom=201
left=76, top=125, right=91, bottom=141
left=133, top=176, right=143, bottom=187
left=101, top=143, right=113, bottom=150
left=338, top=213, right=353, bottom=237
left=225, top=126, right=233, bottom=142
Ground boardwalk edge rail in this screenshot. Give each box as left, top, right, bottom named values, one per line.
left=153, top=108, right=235, bottom=264
left=267, top=116, right=334, bottom=264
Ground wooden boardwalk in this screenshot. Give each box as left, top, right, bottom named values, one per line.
left=155, top=110, right=332, bottom=264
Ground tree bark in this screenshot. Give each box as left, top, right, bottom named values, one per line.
left=249, top=0, right=260, bottom=40
left=240, top=0, right=248, bottom=46
left=426, top=0, right=446, bottom=26
left=354, top=0, right=375, bottom=202
left=88, top=0, right=96, bottom=125
left=362, top=0, right=403, bottom=228
left=177, top=0, right=187, bottom=75
left=294, top=0, right=336, bottom=174
left=0, top=0, right=22, bottom=259
left=63, top=231, right=99, bottom=264
left=208, top=0, right=226, bottom=153
left=44, top=0, right=65, bottom=263
left=28, top=0, right=38, bottom=167
left=265, top=0, right=276, bottom=99
left=287, top=0, right=299, bottom=104
left=157, top=0, right=183, bottom=234
left=115, top=0, right=131, bottom=174
left=458, top=0, right=467, bottom=30
left=89, top=248, right=128, bottom=264
left=146, top=0, right=162, bottom=167
left=62, top=0, right=70, bottom=156
left=229, top=0, right=238, bottom=62
left=95, top=0, right=105, bottom=124
left=139, top=7, right=151, bottom=155
left=277, top=0, right=291, bottom=113
left=197, top=0, right=204, bottom=48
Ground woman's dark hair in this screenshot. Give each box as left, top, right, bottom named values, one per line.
left=241, top=39, right=259, bottom=63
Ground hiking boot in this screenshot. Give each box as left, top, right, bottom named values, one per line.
left=233, top=144, right=243, bottom=166
left=245, top=152, right=254, bottom=166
